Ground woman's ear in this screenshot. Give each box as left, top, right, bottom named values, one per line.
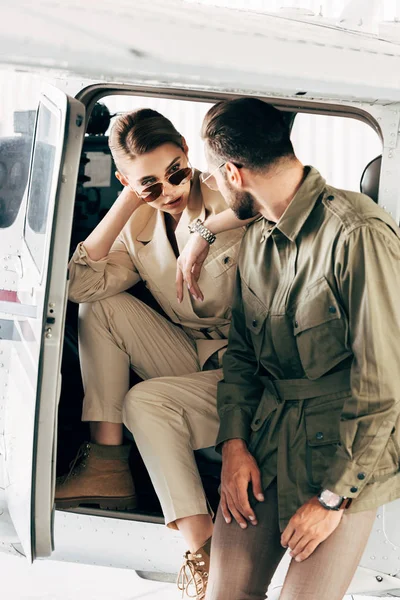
left=181, top=137, right=189, bottom=156
left=115, top=171, right=129, bottom=187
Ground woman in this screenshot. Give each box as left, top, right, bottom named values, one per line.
left=56, top=108, right=249, bottom=598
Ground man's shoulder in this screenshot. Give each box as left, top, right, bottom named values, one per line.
left=321, top=184, right=399, bottom=237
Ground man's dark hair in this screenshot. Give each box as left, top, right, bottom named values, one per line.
left=201, top=97, right=294, bottom=170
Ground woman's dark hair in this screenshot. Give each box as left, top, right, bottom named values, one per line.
left=201, top=97, right=294, bottom=171
left=109, top=108, right=184, bottom=172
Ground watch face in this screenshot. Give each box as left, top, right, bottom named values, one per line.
left=320, top=490, right=342, bottom=508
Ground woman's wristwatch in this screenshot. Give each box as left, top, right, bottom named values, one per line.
left=318, top=489, right=352, bottom=510
left=188, top=218, right=216, bottom=245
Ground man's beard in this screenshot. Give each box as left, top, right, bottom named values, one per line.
left=229, top=188, right=258, bottom=220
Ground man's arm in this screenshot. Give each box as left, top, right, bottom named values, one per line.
left=216, top=271, right=265, bottom=450
left=281, top=218, right=400, bottom=563
left=322, top=220, right=400, bottom=498
left=216, top=271, right=266, bottom=527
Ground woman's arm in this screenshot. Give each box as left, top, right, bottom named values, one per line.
left=176, top=209, right=257, bottom=303
left=68, top=187, right=144, bottom=304
left=84, top=186, right=143, bottom=261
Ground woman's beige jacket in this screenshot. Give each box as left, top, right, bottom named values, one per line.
left=68, top=170, right=244, bottom=368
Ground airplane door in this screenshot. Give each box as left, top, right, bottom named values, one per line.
left=3, top=85, right=85, bottom=561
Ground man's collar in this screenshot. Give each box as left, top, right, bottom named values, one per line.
left=267, top=166, right=326, bottom=242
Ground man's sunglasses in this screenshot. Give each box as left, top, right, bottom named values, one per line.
left=200, top=163, right=226, bottom=191
left=200, top=162, right=244, bottom=191
left=133, top=166, right=194, bottom=203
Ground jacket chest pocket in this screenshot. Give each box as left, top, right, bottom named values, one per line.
left=293, top=277, right=350, bottom=380
left=241, top=282, right=269, bottom=362
left=204, top=237, right=242, bottom=279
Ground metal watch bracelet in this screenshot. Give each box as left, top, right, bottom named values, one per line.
left=189, top=218, right=216, bottom=244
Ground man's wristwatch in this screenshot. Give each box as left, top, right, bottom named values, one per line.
left=188, top=218, right=216, bottom=244
left=318, top=489, right=352, bottom=510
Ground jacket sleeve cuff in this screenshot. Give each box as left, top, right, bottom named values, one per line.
left=322, top=456, right=370, bottom=499
left=70, top=242, right=108, bottom=273
left=215, top=408, right=252, bottom=454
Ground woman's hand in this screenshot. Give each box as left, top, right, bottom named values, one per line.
left=176, top=233, right=210, bottom=302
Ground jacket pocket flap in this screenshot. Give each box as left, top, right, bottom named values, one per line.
left=204, top=239, right=241, bottom=278
left=305, top=398, right=344, bottom=446
left=242, top=282, right=269, bottom=335
left=293, top=277, right=342, bottom=335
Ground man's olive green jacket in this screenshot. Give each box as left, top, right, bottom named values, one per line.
left=216, top=167, right=400, bottom=529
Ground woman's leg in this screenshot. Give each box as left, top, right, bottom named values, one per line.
left=123, top=368, right=222, bottom=599
left=79, top=292, right=199, bottom=424
left=56, top=292, right=200, bottom=508
left=90, top=422, right=124, bottom=445
left=123, top=369, right=221, bottom=531
left=176, top=514, right=214, bottom=553
left=123, top=369, right=222, bottom=543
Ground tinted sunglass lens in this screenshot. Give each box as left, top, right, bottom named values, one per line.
left=169, top=167, right=192, bottom=186
left=142, top=183, right=163, bottom=202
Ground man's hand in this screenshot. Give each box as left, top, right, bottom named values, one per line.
left=220, top=439, right=265, bottom=528
left=281, top=496, right=344, bottom=562
left=176, top=233, right=210, bottom=302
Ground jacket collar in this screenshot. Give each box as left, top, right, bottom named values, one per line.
left=268, top=166, right=327, bottom=243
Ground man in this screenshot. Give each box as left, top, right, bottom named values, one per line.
left=199, top=98, right=400, bottom=599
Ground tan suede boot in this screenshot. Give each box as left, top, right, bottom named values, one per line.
left=55, top=442, right=137, bottom=510
left=177, top=537, right=211, bottom=600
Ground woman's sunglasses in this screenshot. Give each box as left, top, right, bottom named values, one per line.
left=133, top=166, right=194, bottom=203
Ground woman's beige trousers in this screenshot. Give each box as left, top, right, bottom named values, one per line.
left=78, top=292, right=221, bottom=527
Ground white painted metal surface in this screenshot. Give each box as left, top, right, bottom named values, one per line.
left=2, top=87, right=86, bottom=561
left=2, top=1, right=400, bottom=102
left=50, top=511, right=185, bottom=573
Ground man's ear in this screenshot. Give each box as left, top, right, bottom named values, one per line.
left=225, top=162, right=243, bottom=189
left=115, top=171, right=129, bottom=187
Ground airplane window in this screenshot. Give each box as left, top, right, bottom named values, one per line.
left=102, top=96, right=382, bottom=194
left=24, top=102, right=59, bottom=273
left=0, top=69, right=42, bottom=232
left=291, top=113, right=382, bottom=192
left=0, top=133, right=33, bottom=228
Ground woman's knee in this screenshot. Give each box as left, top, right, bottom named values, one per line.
left=78, top=293, right=147, bottom=337
left=122, top=380, right=153, bottom=425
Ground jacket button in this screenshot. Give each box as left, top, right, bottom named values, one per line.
left=255, top=418, right=261, bottom=425
left=327, top=195, right=334, bottom=201
left=315, top=432, right=324, bottom=441
left=357, top=472, right=366, bottom=480
left=350, top=486, right=358, bottom=493
left=223, top=256, right=230, bottom=264
left=252, top=319, right=258, bottom=328
left=328, top=306, right=337, bottom=314
left=294, top=320, right=299, bottom=328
